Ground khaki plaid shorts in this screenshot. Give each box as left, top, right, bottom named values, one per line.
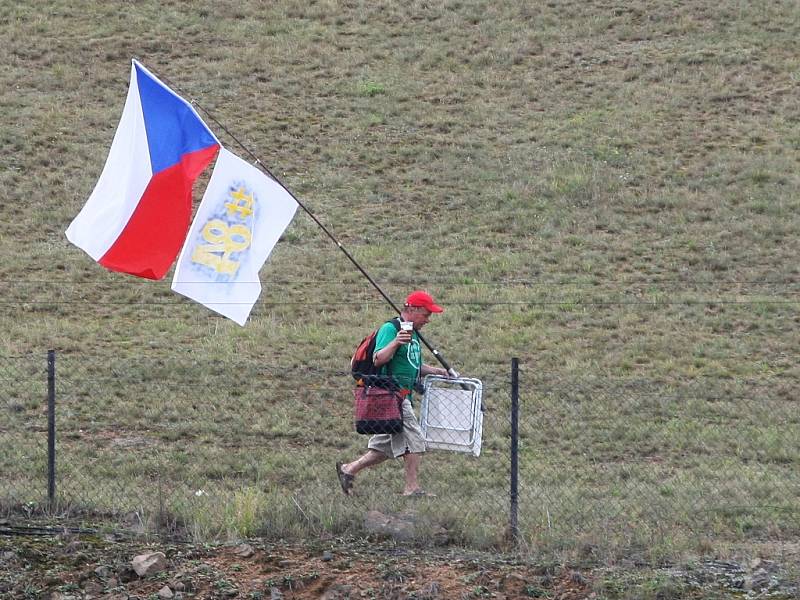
left=367, top=398, right=426, bottom=458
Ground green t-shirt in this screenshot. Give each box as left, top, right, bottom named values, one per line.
left=374, top=320, right=421, bottom=392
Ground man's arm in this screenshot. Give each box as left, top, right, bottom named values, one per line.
left=373, top=338, right=403, bottom=367
left=420, top=363, right=449, bottom=377
left=373, top=323, right=411, bottom=368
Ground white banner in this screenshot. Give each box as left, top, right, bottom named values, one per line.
left=171, top=148, right=298, bottom=325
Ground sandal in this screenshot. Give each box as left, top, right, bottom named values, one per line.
left=336, top=462, right=354, bottom=496
left=402, top=489, right=437, bottom=498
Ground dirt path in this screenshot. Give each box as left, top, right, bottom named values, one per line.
left=1, top=529, right=798, bottom=599
left=0, top=531, right=591, bottom=599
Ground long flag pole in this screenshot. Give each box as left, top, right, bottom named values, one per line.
left=149, top=63, right=459, bottom=376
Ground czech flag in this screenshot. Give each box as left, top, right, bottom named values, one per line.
left=66, top=59, right=220, bottom=280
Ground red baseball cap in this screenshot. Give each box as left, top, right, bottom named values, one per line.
left=405, top=290, right=443, bottom=313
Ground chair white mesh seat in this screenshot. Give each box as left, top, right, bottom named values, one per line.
left=419, top=376, right=483, bottom=457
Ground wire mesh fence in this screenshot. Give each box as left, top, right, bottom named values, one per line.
left=1, top=352, right=799, bottom=558
left=519, top=376, right=800, bottom=558
left=0, top=352, right=514, bottom=545
left=0, top=356, right=49, bottom=511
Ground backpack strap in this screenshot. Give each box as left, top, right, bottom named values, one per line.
left=375, top=318, right=402, bottom=389
left=383, top=318, right=401, bottom=378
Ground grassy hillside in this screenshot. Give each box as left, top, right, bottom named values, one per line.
left=2, top=0, right=798, bottom=376
left=2, top=0, right=799, bottom=560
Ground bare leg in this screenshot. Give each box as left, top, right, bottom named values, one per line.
left=402, top=452, right=422, bottom=495
left=342, top=449, right=387, bottom=477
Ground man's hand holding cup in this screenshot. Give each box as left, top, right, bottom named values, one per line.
left=397, top=320, right=414, bottom=344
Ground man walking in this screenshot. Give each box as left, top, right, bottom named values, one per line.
left=337, top=290, right=450, bottom=497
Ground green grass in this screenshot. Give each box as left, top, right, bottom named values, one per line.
left=2, top=0, right=800, bottom=564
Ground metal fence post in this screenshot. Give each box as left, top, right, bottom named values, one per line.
left=47, top=349, right=56, bottom=509
left=510, top=357, right=519, bottom=542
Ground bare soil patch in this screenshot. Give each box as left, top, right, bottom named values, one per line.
left=0, top=530, right=591, bottom=599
